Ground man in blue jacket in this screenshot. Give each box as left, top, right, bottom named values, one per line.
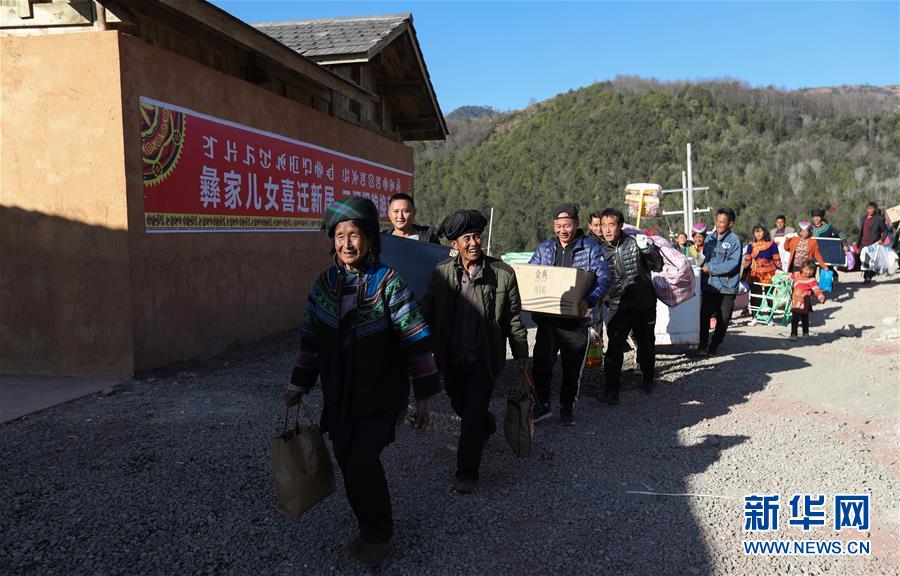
left=698, top=207, right=742, bottom=356
left=529, top=203, right=610, bottom=425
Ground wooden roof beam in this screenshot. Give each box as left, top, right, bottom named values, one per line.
left=378, top=80, right=425, bottom=95
left=394, top=118, right=440, bottom=131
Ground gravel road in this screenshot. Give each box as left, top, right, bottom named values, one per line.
left=2, top=271, right=897, bottom=575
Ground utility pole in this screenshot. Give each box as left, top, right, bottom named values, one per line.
left=686, top=143, right=695, bottom=234
left=661, top=145, right=710, bottom=232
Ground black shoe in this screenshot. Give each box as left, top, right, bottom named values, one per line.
left=560, top=406, right=575, bottom=426
left=349, top=538, right=390, bottom=569
left=532, top=401, right=552, bottom=424
left=694, top=345, right=709, bottom=357
left=453, top=476, right=476, bottom=494
left=641, top=378, right=656, bottom=394
left=599, top=390, right=619, bottom=405
left=707, top=344, right=719, bottom=356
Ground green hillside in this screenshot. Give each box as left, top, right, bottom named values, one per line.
left=411, top=79, right=900, bottom=253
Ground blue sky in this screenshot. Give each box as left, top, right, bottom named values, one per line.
left=212, top=1, right=900, bottom=113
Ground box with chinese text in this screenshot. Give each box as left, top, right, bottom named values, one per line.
left=510, top=263, right=595, bottom=317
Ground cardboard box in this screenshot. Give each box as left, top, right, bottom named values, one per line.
left=885, top=204, right=900, bottom=224
left=511, top=263, right=595, bottom=317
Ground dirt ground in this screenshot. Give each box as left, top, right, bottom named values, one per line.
left=1, top=271, right=897, bottom=575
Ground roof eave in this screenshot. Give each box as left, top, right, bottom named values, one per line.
left=148, top=0, right=379, bottom=103
left=401, top=18, right=448, bottom=137
left=308, top=54, right=370, bottom=66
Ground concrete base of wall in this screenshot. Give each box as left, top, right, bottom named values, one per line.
left=0, top=375, right=125, bottom=424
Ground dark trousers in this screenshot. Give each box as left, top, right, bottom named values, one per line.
left=445, top=358, right=495, bottom=482
left=331, top=410, right=397, bottom=545
left=604, top=306, right=657, bottom=394
left=533, top=319, right=589, bottom=408
left=699, top=291, right=736, bottom=348
left=791, top=312, right=810, bottom=336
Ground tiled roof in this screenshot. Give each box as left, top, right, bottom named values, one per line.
left=253, top=14, right=409, bottom=60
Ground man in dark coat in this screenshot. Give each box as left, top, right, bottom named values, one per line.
left=421, top=210, right=529, bottom=493
left=595, top=208, right=663, bottom=404
left=857, top=201, right=889, bottom=283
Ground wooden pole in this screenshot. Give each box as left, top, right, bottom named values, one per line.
left=94, top=0, right=107, bottom=31
left=486, top=207, right=494, bottom=256
left=636, top=192, right=645, bottom=229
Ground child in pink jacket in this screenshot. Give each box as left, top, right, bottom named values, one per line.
left=789, top=260, right=826, bottom=341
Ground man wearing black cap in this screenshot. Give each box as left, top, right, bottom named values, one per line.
left=421, top=209, right=529, bottom=494
left=528, top=203, right=610, bottom=426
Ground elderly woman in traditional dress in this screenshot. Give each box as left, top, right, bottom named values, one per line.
left=283, top=197, right=439, bottom=568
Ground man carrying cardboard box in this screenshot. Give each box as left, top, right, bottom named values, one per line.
left=528, top=204, right=610, bottom=426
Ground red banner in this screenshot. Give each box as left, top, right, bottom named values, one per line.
left=139, top=97, right=412, bottom=232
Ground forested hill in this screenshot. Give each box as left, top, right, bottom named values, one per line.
left=410, top=78, right=900, bottom=254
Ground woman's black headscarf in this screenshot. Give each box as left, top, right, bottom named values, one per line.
left=323, top=197, right=382, bottom=259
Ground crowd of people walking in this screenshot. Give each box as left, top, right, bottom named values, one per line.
left=282, top=193, right=897, bottom=568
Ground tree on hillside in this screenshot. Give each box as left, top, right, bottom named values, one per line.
left=414, top=80, right=900, bottom=254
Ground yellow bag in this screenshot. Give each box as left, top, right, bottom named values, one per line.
left=585, top=327, right=603, bottom=368
left=272, top=402, right=335, bottom=519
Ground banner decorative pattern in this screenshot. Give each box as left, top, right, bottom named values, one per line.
left=139, top=97, right=412, bottom=233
